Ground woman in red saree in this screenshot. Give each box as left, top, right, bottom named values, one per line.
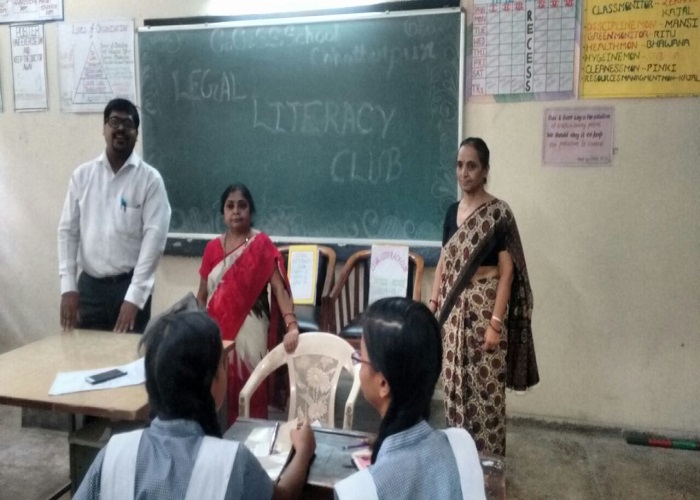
left=196, top=184, right=299, bottom=426
left=428, top=138, right=539, bottom=456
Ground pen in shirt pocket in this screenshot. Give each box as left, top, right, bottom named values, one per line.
left=120, top=197, right=127, bottom=212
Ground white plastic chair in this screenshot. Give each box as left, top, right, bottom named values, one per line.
left=239, top=332, right=362, bottom=430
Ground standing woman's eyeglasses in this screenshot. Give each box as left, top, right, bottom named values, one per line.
left=351, top=350, right=372, bottom=366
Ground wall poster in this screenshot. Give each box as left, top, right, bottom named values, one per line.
left=0, top=0, right=63, bottom=24
left=468, top=0, right=580, bottom=101
left=543, top=106, right=614, bottom=165
left=10, top=23, right=48, bottom=111
left=581, top=0, right=700, bottom=97
left=57, top=19, right=137, bottom=112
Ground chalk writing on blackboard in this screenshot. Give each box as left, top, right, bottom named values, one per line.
left=139, top=12, right=462, bottom=242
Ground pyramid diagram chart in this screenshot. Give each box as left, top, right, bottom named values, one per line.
left=73, top=42, right=115, bottom=104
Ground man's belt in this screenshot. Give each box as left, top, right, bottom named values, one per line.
left=84, top=270, right=133, bottom=283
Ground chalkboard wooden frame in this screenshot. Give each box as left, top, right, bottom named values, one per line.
left=139, top=8, right=464, bottom=261
left=143, top=1, right=462, bottom=27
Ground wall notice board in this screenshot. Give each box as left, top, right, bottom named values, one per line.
left=138, top=10, right=463, bottom=246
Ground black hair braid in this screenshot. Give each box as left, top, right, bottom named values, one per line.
left=140, top=311, right=223, bottom=438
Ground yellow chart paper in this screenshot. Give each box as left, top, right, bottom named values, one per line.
left=581, top=0, right=700, bottom=97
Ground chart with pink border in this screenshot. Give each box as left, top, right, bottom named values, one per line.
left=466, top=0, right=582, bottom=102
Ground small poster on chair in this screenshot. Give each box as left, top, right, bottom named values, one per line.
left=287, top=245, right=319, bottom=305
left=368, top=245, right=409, bottom=305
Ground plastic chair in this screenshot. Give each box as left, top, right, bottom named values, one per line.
left=239, top=332, right=361, bottom=430
left=278, top=245, right=336, bottom=333
left=323, top=249, right=424, bottom=348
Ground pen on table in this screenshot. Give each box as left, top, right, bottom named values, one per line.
left=342, top=440, right=370, bottom=450
left=269, top=421, right=280, bottom=455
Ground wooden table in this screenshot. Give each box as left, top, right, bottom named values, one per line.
left=0, top=329, right=234, bottom=420
left=0, top=330, right=234, bottom=498
left=0, top=329, right=148, bottom=420
left=225, top=418, right=506, bottom=499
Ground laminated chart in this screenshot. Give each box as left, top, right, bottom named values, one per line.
left=469, top=0, right=578, bottom=100
left=57, top=19, right=136, bottom=112
left=581, top=0, right=700, bottom=97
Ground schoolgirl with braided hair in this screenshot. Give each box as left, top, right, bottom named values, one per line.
left=75, top=311, right=315, bottom=500
left=335, top=298, right=486, bottom=500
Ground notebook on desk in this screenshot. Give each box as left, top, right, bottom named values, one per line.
left=244, top=420, right=296, bottom=480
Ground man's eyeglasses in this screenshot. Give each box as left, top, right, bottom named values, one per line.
left=106, top=116, right=136, bottom=131
left=351, top=350, right=371, bottom=366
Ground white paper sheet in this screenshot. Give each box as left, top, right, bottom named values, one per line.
left=48, top=357, right=145, bottom=396
left=242, top=419, right=322, bottom=480
left=288, top=247, right=318, bottom=305
left=368, top=244, right=409, bottom=305
left=245, top=423, right=293, bottom=480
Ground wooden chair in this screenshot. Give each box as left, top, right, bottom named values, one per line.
left=278, top=245, right=336, bottom=333
left=323, top=249, right=424, bottom=348
left=239, top=332, right=361, bottom=430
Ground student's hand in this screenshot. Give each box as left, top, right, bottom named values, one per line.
left=428, top=298, right=439, bottom=314
left=482, top=326, right=500, bottom=352
left=114, top=301, right=139, bottom=333
left=60, top=292, right=80, bottom=331
left=290, top=419, right=316, bottom=462
left=283, top=328, right=300, bottom=353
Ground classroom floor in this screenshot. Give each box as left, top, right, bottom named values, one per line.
left=1, top=387, right=699, bottom=500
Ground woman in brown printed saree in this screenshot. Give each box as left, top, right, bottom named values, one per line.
left=196, top=184, right=300, bottom=426
left=428, top=138, right=539, bottom=456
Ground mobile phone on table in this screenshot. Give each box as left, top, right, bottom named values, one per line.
left=85, top=369, right=127, bottom=385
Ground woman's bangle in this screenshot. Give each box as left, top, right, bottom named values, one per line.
left=491, top=315, right=502, bottom=324
left=283, top=311, right=296, bottom=319
left=429, top=299, right=438, bottom=306
left=489, top=323, right=502, bottom=333
left=285, top=320, right=299, bottom=331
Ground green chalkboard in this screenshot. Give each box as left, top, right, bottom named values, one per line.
left=139, top=10, right=462, bottom=242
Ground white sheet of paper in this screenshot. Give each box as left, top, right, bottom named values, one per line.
left=245, top=421, right=295, bottom=480
left=288, top=247, right=317, bottom=305
left=48, top=358, right=145, bottom=396
left=368, top=245, right=409, bottom=305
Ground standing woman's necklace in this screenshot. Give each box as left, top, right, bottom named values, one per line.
left=462, top=189, right=492, bottom=214
left=223, top=230, right=251, bottom=254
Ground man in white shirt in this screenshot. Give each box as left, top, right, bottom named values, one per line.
left=58, top=98, right=171, bottom=333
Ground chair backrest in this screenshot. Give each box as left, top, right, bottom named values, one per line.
left=238, top=332, right=361, bottom=430
left=326, top=249, right=425, bottom=333
left=278, top=245, right=336, bottom=305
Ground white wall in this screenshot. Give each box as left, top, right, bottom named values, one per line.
left=467, top=99, right=700, bottom=435
left=0, top=0, right=698, bottom=435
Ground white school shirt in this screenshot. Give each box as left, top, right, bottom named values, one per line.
left=57, top=151, right=171, bottom=308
